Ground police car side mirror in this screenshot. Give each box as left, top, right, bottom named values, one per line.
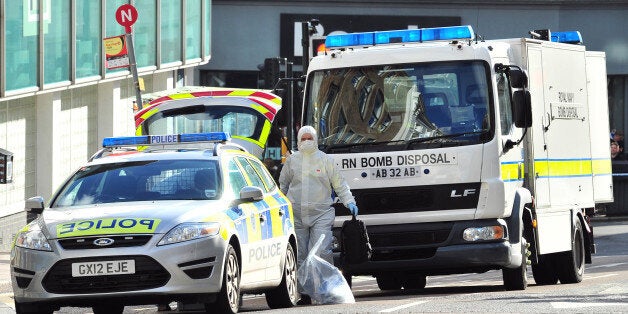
left=239, top=186, right=264, bottom=202
left=25, top=196, right=45, bottom=215
left=512, top=91, right=532, bottom=128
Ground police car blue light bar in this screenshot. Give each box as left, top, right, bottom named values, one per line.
left=102, top=132, right=231, bottom=148
left=550, top=31, right=582, bottom=44
left=325, top=25, right=474, bottom=48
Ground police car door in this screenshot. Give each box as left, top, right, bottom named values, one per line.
left=226, top=158, right=265, bottom=283
left=236, top=156, right=287, bottom=282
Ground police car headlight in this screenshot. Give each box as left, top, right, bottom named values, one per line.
left=157, top=222, right=220, bottom=246
left=15, top=224, right=52, bottom=251
left=462, top=226, right=505, bottom=241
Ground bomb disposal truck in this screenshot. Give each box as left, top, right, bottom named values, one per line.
left=301, top=25, right=612, bottom=290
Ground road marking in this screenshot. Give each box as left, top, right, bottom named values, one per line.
left=588, top=262, right=627, bottom=269
left=584, top=273, right=618, bottom=280
left=551, top=302, right=628, bottom=309
left=379, top=300, right=429, bottom=313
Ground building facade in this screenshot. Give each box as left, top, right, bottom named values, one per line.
left=0, top=0, right=211, bottom=251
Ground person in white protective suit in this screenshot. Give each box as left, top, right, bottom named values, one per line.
left=278, top=125, right=359, bottom=305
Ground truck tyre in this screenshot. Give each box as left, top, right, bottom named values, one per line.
left=532, top=254, right=559, bottom=285
left=376, top=275, right=403, bottom=290
left=265, top=244, right=298, bottom=309
left=502, top=238, right=528, bottom=290
left=205, top=245, right=240, bottom=314
left=557, top=219, right=585, bottom=284
left=402, top=274, right=427, bottom=290
left=92, top=304, right=124, bottom=314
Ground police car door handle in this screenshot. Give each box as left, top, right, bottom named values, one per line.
left=259, top=215, right=266, bottom=223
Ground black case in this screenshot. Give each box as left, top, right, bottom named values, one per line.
left=340, top=215, right=372, bottom=265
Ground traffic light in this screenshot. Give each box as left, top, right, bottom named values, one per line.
left=261, top=57, right=281, bottom=89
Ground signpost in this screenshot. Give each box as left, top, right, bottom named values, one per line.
left=113, top=4, right=143, bottom=110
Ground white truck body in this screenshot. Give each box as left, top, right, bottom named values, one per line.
left=301, top=26, right=611, bottom=290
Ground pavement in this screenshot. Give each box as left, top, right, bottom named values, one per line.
left=0, top=215, right=624, bottom=313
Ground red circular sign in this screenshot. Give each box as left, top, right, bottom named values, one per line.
left=115, top=4, right=138, bottom=31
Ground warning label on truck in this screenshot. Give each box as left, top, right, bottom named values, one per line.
left=551, top=103, right=582, bottom=120
left=339, top=152, right=457, bottom=170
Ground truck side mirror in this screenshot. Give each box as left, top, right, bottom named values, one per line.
left=509, top=69, right=528, bottom=88
left=512, top=91, right=532, bottom=128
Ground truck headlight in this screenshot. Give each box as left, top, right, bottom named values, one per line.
left=462, top=226, right=505, bottom=241
left=157, top=222, right=220, bottom=246
left=15, top=224, right=52, bottom=251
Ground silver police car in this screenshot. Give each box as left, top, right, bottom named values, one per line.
left=10, top=132, right=298, bottom=314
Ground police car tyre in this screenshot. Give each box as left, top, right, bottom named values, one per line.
left=205, top=245, right=240, bottom=314
left=14, top=300, right=53, bottom=314
left=92, top=303, right=124, bottom=314
left=532, top=254, right=559, bottom=285
left=557, top=219, right=585, bottom=284
left=265, top=244, right=298, bottom=309
left=376, top=275, right=403, bottom=290
left=402, top=273, right=427, bottom=290
left=502, top=238, right=528, bottom=291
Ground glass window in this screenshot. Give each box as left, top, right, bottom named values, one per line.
left=161, top=0, right=182, bottom=63
left=5, top=0, right=39, bottom=90
left=76, top=0, right=101, bottom=78
left=134, top=1, right=157, bottom=68
left=497, top=73, right=513, bottom=135
left=247, top=157, right=277, bottom=192
left=227, top=159, right=248, bottom=198
left=44, top=0, right=70, bottom=84
left=105, top=0, right=128, bottom=75
left=237, top=157, right=266, bottom=192
left=185, top=0, right=202, bottom=60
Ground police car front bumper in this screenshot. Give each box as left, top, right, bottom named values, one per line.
left=11, top=234, right=228, bottom=307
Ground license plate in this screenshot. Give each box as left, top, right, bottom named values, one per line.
left=370, top=166, right=420, bottom=179
left=71, top=259, right=135, bottom=277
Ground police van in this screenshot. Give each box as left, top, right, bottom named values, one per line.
left=301, top=26, right=611, bottom=290
left=11, top=132, right=297, bottom=314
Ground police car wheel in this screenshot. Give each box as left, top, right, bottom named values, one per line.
left=265, top=244, right=298, bottom=308
left=206, top=245, right=240, bottom=314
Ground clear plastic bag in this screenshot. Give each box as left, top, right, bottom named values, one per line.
left=297, top=234, right=355, bottom=305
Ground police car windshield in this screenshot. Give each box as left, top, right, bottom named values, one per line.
left=51, top=160, right=221, bottom=207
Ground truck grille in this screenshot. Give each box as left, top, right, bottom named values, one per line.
left=58, top=235, right=152, bottom=250
left=42, top=255, right=170, bottom=294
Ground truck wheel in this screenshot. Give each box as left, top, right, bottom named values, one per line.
left=92, top=304, right=124, bottom=314
left=265, top=244, right=298, bottom=309
left=402, top=274, right=427, bottom=290
left=557, top=219, right=585, bottom=284
left=376, top=275, right=403, bottom=290
left=532, top=254, right=559, bottom=285
left=502, top=238, right=528, bottom=290
left=205, top=245, right=240, bottom=314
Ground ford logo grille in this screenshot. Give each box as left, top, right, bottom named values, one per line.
left=93, top=238, right=115, bottom=246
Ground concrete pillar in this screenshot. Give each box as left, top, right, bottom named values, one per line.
left=36, top=92, right=62, bottom=200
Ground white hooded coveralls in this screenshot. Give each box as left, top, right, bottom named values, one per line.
left=279, top=126, right=355, bottom=274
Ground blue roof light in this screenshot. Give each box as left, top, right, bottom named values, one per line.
left=102, top=132, right=231, bottom=148
left=550, top=31, right=582, bottom=44
left=325, top=25, right=474, bottom=48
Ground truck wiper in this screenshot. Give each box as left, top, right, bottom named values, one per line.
left=404, top=131, right=485, bottom=149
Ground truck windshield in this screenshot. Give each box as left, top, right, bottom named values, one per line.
left=304, top=61, right=493, bottom=151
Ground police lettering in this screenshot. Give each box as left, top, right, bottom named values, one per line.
left=249, top=243, right=282, bottom=262
left=150, top=135, right=178, bottom=144
left=397, top=153, right=451, bottom=165
left=59, top=218, right=157, bottom=235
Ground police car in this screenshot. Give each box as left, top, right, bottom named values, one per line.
left=10, top=132, right=298, bottom=314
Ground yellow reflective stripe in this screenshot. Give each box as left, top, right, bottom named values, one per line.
left=534, top=159, right=592, bottom=178
left=140, top=107, right=160, bottom=120
left=592, top=158, right=612, bottom=175
left=259, top=120, right=272, bottom=146
left=169, top=93, right=195, bottom=100
left=268, top=96, right=281, bottom=105
left=228, top=90, right=255, bottom=96
left=202, top=212, right=234, bottom=241
left=240, top=203, right=261, bottom=242
left=250, top=103, right=270, bottom=115
left=135, top=125, right=143, bottom=136
left=232, top=135, right=264, bottom=148
left=56, top=218, right=161, bottom=238
left=264, top=195, right=283, bottom=238
left=501, top=162, right=521, bottom=181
